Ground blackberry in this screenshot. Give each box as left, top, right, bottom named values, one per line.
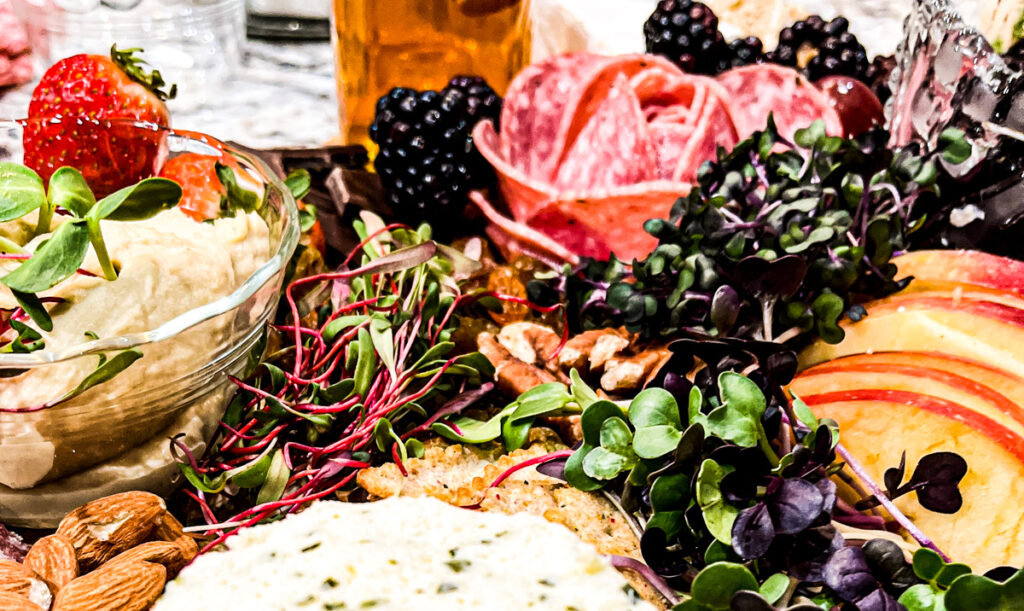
left=726, top=36, right=764, bottom=69
left=864, top=54, right=896, bottom=104
left=370, top=81, right=499, bottom=224
left=768, top=15, right=869, bottom=82
left=445, top=75, right=503, bottom=128
left=644, top=0, right=729, bottom=75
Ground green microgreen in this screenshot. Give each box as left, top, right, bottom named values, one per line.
left=0, top=163, right=181, bottom=332
left=530, top=120, right=970, bottom=346
left=174, top=213, right=501, bottom=550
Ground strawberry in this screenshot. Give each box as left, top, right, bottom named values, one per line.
left=158, top=153, right=224, bottom=222
left=24, top=46, right=176, bottom=197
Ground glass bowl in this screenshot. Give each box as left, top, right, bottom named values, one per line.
left=0, top=117, right=299, bottom=526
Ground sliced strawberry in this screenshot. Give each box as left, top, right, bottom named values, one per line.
left=24, top=46, right=176, bottom=197
left=158, top=153, right=224, bottom=221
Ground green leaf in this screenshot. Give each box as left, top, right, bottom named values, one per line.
left=703, top=540, right=736, bottom=565
left=229, top=451, right=275, bottom=488
left=431, top=403, right=516, bottom=445
left=646, top=510, right=686, bottom=540
left=582, top=446, right=632, bottom=479
left=898, top=584, right=944, bottom=611
left=718, top=372, right=765, bottom=419
left=938, top=128, right=971, bottom=165
left=811, top=291, right=846, bottom=344
left=690, top=562, right=759, bottom=610
left=912, top=548, right=946, bottom=582
left=599, top=417, right=634, bottom=455
left=790, top=394, right=818, bottom=430
left=322, top=314, right=367, bottom=342
left=565, top=444, right=604, bottom=491
left=320, top=379, right=354, bottom=403
left=688, top=386, right=707, bottom=428
left=696, top=459, right=738, bottom=544
left=410, top=341, right=454, bottom=370
left=935, top=564, right=973, bottom=589
left=12, top=289, right=52, bottom=332
left=177, top=464, right=227, bottom=494
left=650, top=472, right=689, bottom=511
left=216, top=163, right=260, bottom=215
left=794, top=120, right=827, bottom=149
left=629, top=387, right=682, bottom=428
left=352, top=327, right=375, bottom=399
left=255, top=449, right=290, bottom=505
left=569, top=368, right=599, bottom=409
left=2, top=219, right=90, bottom=293
left=0, top=162, right=45, bottom=222
left=60, top=349, right=143, bottom=402
left=284, top=168, right=312, bottom=201
left=48, top=166, right=95, bottom=217
left=369, top=316, right=396, bottom=379
left=944, top=575, right=1003, bottom=610
left=512, top=382, right=572, bottom=421
left=705, top=405, right=759, bottom=447
left=580, top=400, right=625, bottom=446
left=501, top=414, right=533, bottom=451
left=759, top=574, right=790, bottom=604
left=633, top=425, right=684, bottom=459
left=89, top=177, right=182, bottom=221
left=405, top=438, right=425, bottom=459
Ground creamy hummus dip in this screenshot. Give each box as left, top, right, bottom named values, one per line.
left=0, top=208, right=269, bottom=488
left=156, top=496, right=655, bottom=611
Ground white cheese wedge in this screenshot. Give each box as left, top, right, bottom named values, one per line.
left=156, top=496, right=656, bottom=610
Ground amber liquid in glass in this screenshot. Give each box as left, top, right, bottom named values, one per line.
left=332, top=0, right=531, bottom=147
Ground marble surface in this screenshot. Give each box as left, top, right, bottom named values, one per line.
left=0, top=0, right=935, bottom=148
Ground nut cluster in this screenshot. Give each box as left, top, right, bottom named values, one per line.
left=477, top=322, right=671, bottom=397
left=1, top=492, right=196, bottom=611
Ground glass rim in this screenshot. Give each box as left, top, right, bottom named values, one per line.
left=0, top=117, right=299, bottom=368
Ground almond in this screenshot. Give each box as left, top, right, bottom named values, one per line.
left=0, top=591, right=45, bottom=611
left=56, top=492, right=165, bottom=571
left=107, top=541, right=187, bottom=577
left=53, top=561, right=165, bottom=611
left=24, top=534, right=79, bottom=591
left=150, top=513, right=198, bottom=562
left=0, top=560, right=53, bottom=610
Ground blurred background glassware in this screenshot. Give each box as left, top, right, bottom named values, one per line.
left=246, top=0, right=330, bottom=41
left=10, top=0, right=245, bottom=110
left=332, top=0, right=532, bottom=147
left=0, top=117, right=298, bottom=527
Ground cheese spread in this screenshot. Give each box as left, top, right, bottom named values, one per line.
left=156, top=496, right=656, bottom=611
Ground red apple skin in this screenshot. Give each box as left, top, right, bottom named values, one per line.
left=896, top=250, right=1024, bottom=297
left=792, top=361, right=1024, bottom=435
left=816, top=76, right=884, bottom=137
left=802, top=389, right=1024, bottom=462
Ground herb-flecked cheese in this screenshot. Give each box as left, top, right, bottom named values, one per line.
left=155, top=496, right=655, bottom=610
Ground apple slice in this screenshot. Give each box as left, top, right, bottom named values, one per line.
left=799, top=294, right=1024, bottom=378
left=801, top=351, right=1024, bottom=409
left=803, top=390, right=1024, bottom=569
left=791, top=358, right=1024, bottom=439
left=896, top=250, right=1024, bottom=296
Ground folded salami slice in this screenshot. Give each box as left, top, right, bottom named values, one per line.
left=475, top=120, right=559, bottom=222
left=554, top=74, right=658, bottom=191
left=478, top=52, right=738, bottom=260
left=533, top=181, right=691, bottom=261
left=716, top=64, right=843, bottom=141
left=500, top=52, right=608, bottom=182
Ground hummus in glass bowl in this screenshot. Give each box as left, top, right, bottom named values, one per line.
left=0, top=118, right=299, bottom=526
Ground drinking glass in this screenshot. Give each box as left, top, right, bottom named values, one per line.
left=331, top=0, right=531, bottom=146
